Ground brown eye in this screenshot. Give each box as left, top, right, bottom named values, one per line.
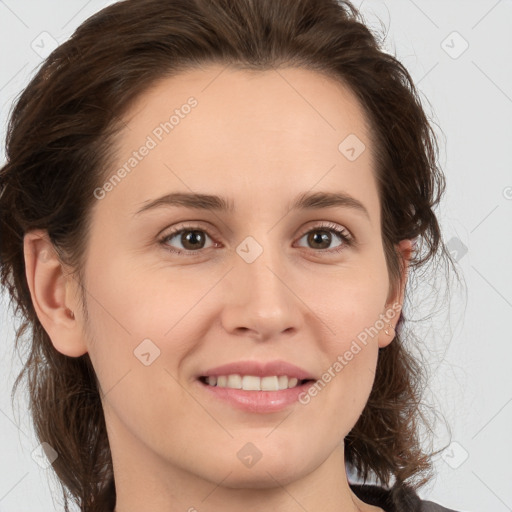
left=160, top=227, right=215, bottom=253
left=296, top=223, right=353, bottom=253
left=305, top=230, right=333, bottom=250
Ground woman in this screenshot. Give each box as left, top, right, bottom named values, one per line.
left=0, top=0, right=462, bottom=511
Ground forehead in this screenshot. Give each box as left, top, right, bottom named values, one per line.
left=98, top=64, right=378, bottom=220
left=118, top=64, right=372, bottom=159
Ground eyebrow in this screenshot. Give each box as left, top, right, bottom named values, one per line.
left=134, top=190, right=370, bottom=219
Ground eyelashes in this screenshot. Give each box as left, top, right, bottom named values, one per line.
left=296, top=222, right=353, bottom=252
left=158, top=221, right=355, bottom=257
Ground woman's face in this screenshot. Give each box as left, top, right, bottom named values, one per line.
left=57, top=65, right=408, bottom=496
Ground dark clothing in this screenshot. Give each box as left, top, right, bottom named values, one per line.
left=350, top=483, right=460, bottom=512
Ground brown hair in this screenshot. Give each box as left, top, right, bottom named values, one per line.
left=0, top=0, right=458, bottom=510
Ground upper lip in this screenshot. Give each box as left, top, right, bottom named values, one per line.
left=199, top=360, right=317, bottom=380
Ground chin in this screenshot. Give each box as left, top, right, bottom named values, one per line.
left=220, top=469, right=304, bottom=490
left=202, top=457, right=313, bottom=489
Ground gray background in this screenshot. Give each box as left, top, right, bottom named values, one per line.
left=1, top=1, right=511, bottom=511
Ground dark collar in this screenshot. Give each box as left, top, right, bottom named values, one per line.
left=349, top=483, right=459, bottom=512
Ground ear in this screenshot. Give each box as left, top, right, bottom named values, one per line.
left=378, top=238, right=414, bottom=348
left=23, top=230, right=88, bottom=357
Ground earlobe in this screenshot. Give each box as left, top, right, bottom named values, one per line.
left=23, top=230, right=88, bottom=357
left=378, top=238, right=413, bottom=348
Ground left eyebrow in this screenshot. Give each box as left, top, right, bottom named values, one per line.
left=133, top=190, right=370, bottom=220
left=289, top=191, right=370, bottom=220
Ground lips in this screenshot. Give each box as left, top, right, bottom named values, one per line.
left=197, top=359, right=317, bottom=381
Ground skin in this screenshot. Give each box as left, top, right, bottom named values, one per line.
left=24, top=64, right=412, bottom=512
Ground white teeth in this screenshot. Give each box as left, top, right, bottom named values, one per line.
left=261, top=376, right=279, bottom=391
left=242, top=375, right=261, bottom=390
left=227, top=374, right=242, bottom=389
left=288, top=377, right=298, bottom=388
left=204, top=374, right=305, bottom=391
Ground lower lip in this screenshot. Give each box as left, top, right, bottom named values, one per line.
left=197, top=379, right=316, bottom=413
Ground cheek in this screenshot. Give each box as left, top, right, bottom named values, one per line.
left=82, top=247, right=220, bottom=347
left=309, top=261, right=390, bottom=345
left=80, top=268, right=199, bottom=456
left=301, top=266, right=388, bottom=431
left=316, top=329, right=379, bottom=423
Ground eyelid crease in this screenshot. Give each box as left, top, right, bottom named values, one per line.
left=296, top=220, right=353, bottom=240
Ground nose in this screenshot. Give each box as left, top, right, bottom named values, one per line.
left=220, top=240, right=304, bottom=341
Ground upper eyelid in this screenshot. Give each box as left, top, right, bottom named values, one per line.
left=159, top=221, right=219, bottom=239
left=297, top=221, right=352, bottom=237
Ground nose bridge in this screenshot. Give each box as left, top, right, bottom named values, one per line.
left=238, top=233, right=289, bottom=305
left=222, top=232, right=302, bottom=337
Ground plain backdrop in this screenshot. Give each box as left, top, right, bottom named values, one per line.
left=1, top=1, right=511, bottom=511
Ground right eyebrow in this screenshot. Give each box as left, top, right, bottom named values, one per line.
left=133, top=192, right=234, bottom=216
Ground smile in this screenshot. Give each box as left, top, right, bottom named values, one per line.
left=199, top=374, right=313, bottom=391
